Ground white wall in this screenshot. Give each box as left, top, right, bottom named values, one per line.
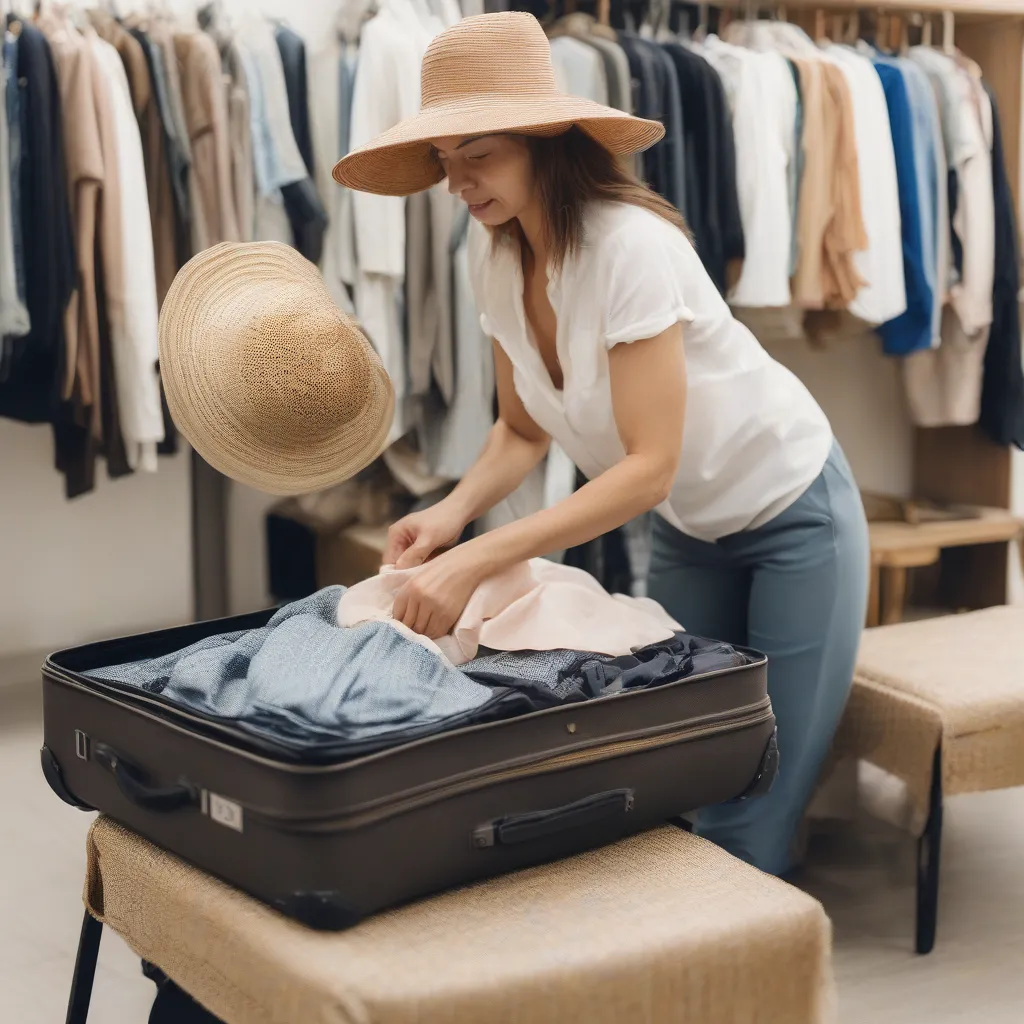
left=0, top=422, right=192, bottom=656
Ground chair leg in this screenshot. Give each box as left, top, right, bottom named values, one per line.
left=915, top=746, right=944, bottom=955
left=66, top=910, right=103, bottom=1024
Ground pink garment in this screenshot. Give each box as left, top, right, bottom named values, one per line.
left=336, top=559, right=682, bottom=666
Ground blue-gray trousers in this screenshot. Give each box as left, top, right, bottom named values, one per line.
left=648, top=442, right=869, bottom=875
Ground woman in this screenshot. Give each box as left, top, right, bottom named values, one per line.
left=335, top=12, right=869, bottom=876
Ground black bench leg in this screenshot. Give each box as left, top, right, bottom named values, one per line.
left=916, top=745, right=943, bottom=955
left=66, top=910, right=103, bottom=1024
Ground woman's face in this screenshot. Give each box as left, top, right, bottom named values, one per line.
left=431, top=134, right=535, bottom=227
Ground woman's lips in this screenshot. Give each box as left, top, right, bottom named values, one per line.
left=468, top=200, right=493, bottom=216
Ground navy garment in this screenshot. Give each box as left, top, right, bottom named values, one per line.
left=462, top=634, right=753, bottom=709
left=874, top=62, right=933, bottom=357
left=978, top=84, right=1024, bottom=450
left=661, top=42, right=744, bottom=295
left=0, top=23, right=76, bottom=425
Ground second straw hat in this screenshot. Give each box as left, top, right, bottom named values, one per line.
left=333, top=12, right=665, bottom=196
left=158, top=242, right=394, bottom=496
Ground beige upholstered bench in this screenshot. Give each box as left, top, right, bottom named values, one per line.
left=66, top=816, right=836, bottom=1024
left=833, top=606, right=1024, bottom=954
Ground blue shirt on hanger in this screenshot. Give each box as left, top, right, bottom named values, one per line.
left=873, top=60, right=934, bottom=356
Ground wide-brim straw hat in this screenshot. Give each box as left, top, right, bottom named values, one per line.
left=158, top=242, right=395, bottom=496
left=333, top=12, right=665, bottom=197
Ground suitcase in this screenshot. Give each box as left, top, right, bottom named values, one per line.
left=41, top=608, right=777, bottom=930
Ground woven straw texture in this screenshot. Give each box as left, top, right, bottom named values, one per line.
left=158, top=242, right=394, bottom=496
left=333, top=13, right=665, bottom=197
left=84, top=817, right=836, bottom=1024
left=831, top=607, right=1024, bottom=835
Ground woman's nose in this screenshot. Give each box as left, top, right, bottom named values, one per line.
left=447, top=166, right=468, bottom=196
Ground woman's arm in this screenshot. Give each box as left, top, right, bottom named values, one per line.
left=469, top=324, right=686, bottom=568
left=392, top=325, right=686, bottom=637
left=385, top=341, right=550, bottom=567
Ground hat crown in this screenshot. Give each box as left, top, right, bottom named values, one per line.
left=232, top=285, right=374, bottom=448
left=420, top=13, right=557, bottom=109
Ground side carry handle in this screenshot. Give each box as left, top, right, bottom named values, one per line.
left=473, top=788, right=635, bottom=849
left=92, top=741, right=198, bottom=813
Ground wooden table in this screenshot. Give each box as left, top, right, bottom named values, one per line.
left=867, top=507, right=1024, bottom=626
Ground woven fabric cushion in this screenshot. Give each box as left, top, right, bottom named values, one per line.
left=84, top=817, right=836, bottom=1024
left=833, top=607, right=1024, bottom=834
left=854, top=606, right=1024, bottom=737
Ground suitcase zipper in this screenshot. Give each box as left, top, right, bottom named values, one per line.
left=283, top=697, right=775, bottom=832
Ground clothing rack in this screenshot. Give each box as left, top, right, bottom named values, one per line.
left=712, top=1, right=1024, bottom=15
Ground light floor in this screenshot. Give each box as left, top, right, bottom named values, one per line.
left=3, top=677, right=1023, bottom=1024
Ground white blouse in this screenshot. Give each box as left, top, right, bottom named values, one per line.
left=469, top=201, right=834, bottom=543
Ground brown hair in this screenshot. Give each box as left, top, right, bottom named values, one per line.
left=490, top=126, right=689, bottom=268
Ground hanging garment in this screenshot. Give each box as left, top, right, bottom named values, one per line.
left=417, top=205, right=496, bottom=479
left=550, top=34, right=609, bottom=105
left=701, top=37, right=794, bottom=308
left=275, top=22, right=328, bottom=264
left=978, top=83, right=1024, bottom=449
left=825, top=46, right=906, bottom=325
left=549, top=14, right=633, bottom=113
left=875, top=54, right=941, bottom=346
left=336, top=558, right=682, bottom=666
left=349, top=0, right=423, bottom=443
left=130, top=26, right=192, bottom=270
left=91, top=12, right=177, bottom=309
left=0, top=23, right=76, bottom=427
left=90, top=34, right=165, bottom=471
left=873, top=61, right=933, bottom=357
left=901, top=57, right=995, bottom=425
left=661, top=42, right=744, bottom=296
left=0, top=34, right=28, bottom=343
left=175, top=31, right=240, bottom=248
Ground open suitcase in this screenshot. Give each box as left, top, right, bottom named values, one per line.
left=41, top=607, right=777, bottom=930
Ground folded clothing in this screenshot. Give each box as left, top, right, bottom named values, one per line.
left=84, top=586, right=753, bottom=762
left=336, top=558, right=683, bottom=665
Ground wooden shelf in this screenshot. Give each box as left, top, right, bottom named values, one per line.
left=716, top=1, right=1024, bottom=17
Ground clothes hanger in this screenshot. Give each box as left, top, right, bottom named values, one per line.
left=942, top=9, right=955, bottom=55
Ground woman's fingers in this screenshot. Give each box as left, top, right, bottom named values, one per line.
left=394, top=539, right=432, bottom=570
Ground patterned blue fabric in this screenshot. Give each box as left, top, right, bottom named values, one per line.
left=86, top=587, right=500, bottom=757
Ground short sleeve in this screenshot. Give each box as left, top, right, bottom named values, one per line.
left=601, top=219, right=696, bottom=349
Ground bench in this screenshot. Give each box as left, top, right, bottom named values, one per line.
left=66, top=816, right=836, bottom=1024
left=833, top=606, right=1024, bottom=954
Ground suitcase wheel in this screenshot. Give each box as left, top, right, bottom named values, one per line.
left=272, top=891, right=363, bottom=931
left=40, top=745, right=94, bottom=811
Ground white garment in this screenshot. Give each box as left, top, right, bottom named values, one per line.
left=825, top=46, right=907, bottom=325
left=91, top=37, right=164, bottom=471
left=308, top=42, right=355, bottom=314
left=701, top=38, right=794, bottom=308
left=550, top=35, right=609, bottom=106
left=469, top=201, right=833, bottom=543
left=902, top=77, right=995, bottom=428
left=348, top=3, right=423, bottom=439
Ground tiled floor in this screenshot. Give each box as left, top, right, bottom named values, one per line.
left=4, top=676, right=1024, bottom=1023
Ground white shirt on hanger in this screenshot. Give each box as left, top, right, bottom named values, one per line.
left=90, top=35, right=164, bottom=472
left=550, top=36, right=610, bottom=107
left=826, top=45, right=907, bottom=326
left=702, top=36, right=794, bottom=308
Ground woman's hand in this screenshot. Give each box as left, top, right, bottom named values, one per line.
left=392, top=543, right=494, bottom=639
left=384, top=502, right=467, bottom=569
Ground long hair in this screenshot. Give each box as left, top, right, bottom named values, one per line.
left=489, top=126, right=689, bottom=268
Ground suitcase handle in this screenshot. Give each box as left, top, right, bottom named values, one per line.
left=473, top=788, right=635, bottom=849
left=93, top=742, right=198, bottom=813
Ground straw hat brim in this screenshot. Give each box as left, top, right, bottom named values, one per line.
left=159, top=243, right=395, bottom=497
left=333, top=95, right=666, bottom=196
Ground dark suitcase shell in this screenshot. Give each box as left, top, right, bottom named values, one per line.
left=41, top=609, right=777, bottom=930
